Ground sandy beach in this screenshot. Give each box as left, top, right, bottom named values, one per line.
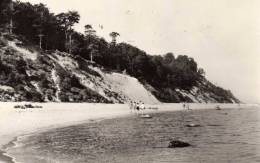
left=0, top=102, right=258, bottom=162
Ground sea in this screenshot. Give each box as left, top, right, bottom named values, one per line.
left=2, top=107, right=260, bottom=163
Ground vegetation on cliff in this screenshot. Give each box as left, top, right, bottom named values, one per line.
left=0, top=0, right=239, bottom=103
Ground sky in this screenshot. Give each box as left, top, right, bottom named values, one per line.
left=20, top=0, right=260, bottom=103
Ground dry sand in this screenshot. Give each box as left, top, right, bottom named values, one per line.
left=0, top=102, right=257, bottom=152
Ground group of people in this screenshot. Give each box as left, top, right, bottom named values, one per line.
left=129, top=101, right=146, bottom=114
left=182, top=103, right=191, bottom=110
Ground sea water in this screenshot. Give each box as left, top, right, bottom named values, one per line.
left=4, top=107, right=260, bottom=163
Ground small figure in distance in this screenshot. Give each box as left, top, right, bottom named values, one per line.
left=182, top=103, right=186, bottom=110
left=186, top=103, right=191, bottom=110
left=133, top=102, right=138, bottom=114
left=135, top=102, right=140, bottom=115
left=216, top=105, right=221, bottom=110
left=140, top=102, right=145, bottom=115
left=128, top=101, right=133, bottom=113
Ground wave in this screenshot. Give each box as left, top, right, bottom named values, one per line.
left=0, top=137, right=20, bottom=163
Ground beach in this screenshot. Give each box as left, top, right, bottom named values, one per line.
left=0, top=102, right=258, bottom=162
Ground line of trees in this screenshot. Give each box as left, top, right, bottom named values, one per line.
left=0, top=0, right=205, bottom=91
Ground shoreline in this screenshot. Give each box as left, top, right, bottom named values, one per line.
left=0, top=151, right=14, bottom=163
left=0, top=102, right=258, bottom=163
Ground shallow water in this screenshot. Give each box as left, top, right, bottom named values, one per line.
left=5, top=107, right=260, bottom=163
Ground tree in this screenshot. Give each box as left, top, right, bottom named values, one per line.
left=84, top=24, right=96, bottom=36
left=132, top=54, right=148, bottom=77
left=0, top=0, right=208, bottom=102
left=7, top=0, right=14, bottom=34
left=32, top=5, right=45, bottom=49
left=56, top=11, right=80, bottom=53
left=88, top=44, right=99, bottom=63
left=163, top=52, right=175, bottom=64
left=198, top=68, right=205, bottom=78
left=83, top=24, right=99, bottom=62
left=0, top=0, right=8, bottom=28
left=0, top=0, right=14, bottom=33
left=109, top=32, right=120, bottom=45
left=11, top=1, right=61, bottom=50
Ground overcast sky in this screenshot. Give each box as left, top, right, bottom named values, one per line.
left=20, top=0, right=260, bottom=103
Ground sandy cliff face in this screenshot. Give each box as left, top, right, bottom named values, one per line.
left=0, top=35, right=160, bottom=103
left=0, top=35, right=239, bottom=103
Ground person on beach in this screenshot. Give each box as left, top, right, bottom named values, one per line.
left=135, top=102, right=140, bottom=115
left=182, top=103, right=186, bottom=109
left=132, top=101, right=135, bottom=112
left=129, top=101, right=133, bottom=113
left=140, top=102, right=145, bottom=115
left=132, top=102, right=137, bottom=114
left=182, top=102, right=191, bottom=110
left=186, top=103, right=190, bottom=110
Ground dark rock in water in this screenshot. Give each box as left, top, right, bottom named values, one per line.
left=216, top=106, right=221, bottom=110
left=168, top=140, right=191, bottom=148
left=185, top=123, right=201, bottom=127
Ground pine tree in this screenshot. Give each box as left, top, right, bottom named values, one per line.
left=56, top=11, right=80, bottom=53
left=32, top=11, right=44, bottom=49
left=109, top=32, right=120, bottom=45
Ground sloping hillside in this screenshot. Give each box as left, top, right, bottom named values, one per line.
left=0, top=34, right=160, bottom=103
left=147, top=79, right=239, bottom=103
left=0, top=34, right=239, bottom=103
